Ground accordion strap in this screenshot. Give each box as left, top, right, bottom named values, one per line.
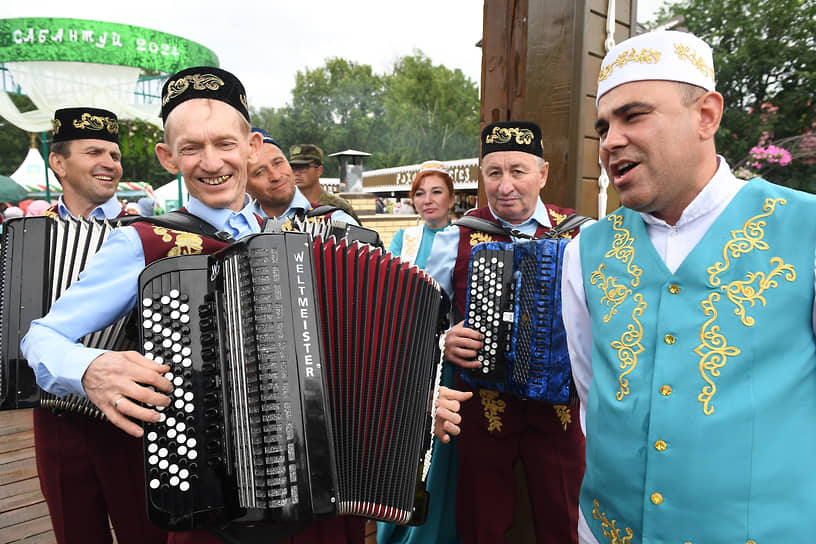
left=305, top=204, right=340, bottom=218
left=118, top=210, right=235, bottom=242
left=454, top=212, right=592, bottom=240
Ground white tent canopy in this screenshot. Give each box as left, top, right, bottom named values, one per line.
left=152, top=177, right=189, bottom=211
left=9, top=147, right=58, bottom=192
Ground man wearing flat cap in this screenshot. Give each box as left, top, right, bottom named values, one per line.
left=27, top=106, right=166, bottom=544
left=425, top=120, right=586, bottom=543
left=561, top=30, right=816, bottom=543
left=290, top=143, right=361, bottom=223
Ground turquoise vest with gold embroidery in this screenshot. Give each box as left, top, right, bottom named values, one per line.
left=578, top=179, right=816, bottom=543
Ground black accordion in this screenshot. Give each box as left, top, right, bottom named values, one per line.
left=462, top=238, right=573, bottom=403
left=263, top=212, right=383, bottom=249
left=137, top=231, right=447, bottom=531
left=0, top=216, right=134, bottom=415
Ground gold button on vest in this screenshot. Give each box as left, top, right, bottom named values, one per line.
left=651, top=492, right=663, bottom=504
left=664, top=334, right=676, bottom=344
left=669, top=284, right=680, bottom=294
left=655, top=440, right=667, bottom=451
left=660, top=385, right=672, bottom=396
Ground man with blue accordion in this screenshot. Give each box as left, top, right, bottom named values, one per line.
left=426, top=121, right=586, bottom=543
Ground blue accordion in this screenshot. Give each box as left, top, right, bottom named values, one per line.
left=462, top=238, right=572, bottom=403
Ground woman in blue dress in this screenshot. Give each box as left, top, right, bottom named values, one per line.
left=378, top=160, right=461, bottom=544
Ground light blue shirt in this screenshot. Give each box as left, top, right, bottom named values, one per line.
left=389, top=223, right=450, bottom=270
left=21, top=195, right=260, bottom=398
left=55, top=194, right=124, bottom=220
left=251, top=187, right=358, bottom=225
left=424, top=198, right=553, bottom=298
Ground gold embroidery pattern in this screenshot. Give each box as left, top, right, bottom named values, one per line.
left=611, top=294, right=646, bottom=401
left=590, top=263, right=632, bottom=323
left=43, top=208, right=59, bottom=220
left=553, top=405, right=571, bottom=430
left=591, top=499, right=634, bottom=544
left=470, top=231, right=493, bottom=246
left=163, top=74, right=225, bottom=106
left=52, top=119, right=61, bottom=134
left=483, top=126, right=534, bottom=145
left=707, top=198, right=785, bottom=286
left=240, top=94, right=248, bottom=110
left=550, top=209, right=567, bottom=227
left=479, top=390, right=506, bottom=432
left=597, top=48, right=662, bottom=83
left=674, top=43, right=715, bottom=81
left=280, top=219, right=294, bottom=231
left=606, top=215, right=642, bottom=287
left=720, top=257, right=796, bottom=326
left=695, top=293, right=741, bottom=415
left=152, top=226, right=205, bottom=257
left=73, top=113, right=119, bottom=135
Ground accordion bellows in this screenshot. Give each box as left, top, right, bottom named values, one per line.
left=138, top=232, right=446, bottom=530
left=462, top=238, right=573, bottom=403
left=0, top=216, right=134, bottom=415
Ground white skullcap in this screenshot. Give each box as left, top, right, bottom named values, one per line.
left=596, top=30, right=715, bottom=105
left=417, top=160, right=450, bottom=177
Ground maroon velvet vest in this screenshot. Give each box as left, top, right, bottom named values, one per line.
left=131, top=208, right=262, bottom=265
left=452, top=204, right=579, bottom=317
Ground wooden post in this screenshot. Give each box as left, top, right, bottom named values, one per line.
left=479, top=0, right=638, bottom=217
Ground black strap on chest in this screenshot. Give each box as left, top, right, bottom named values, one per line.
left=453, top=213, right=592, bottom=240
left=117, top=210, right=235, bottom=242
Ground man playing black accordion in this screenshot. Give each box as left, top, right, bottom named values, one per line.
left=426, top=121, right=586, bottom=544
left=22, top=67, right=363, bottom=544
left=23, top=106, right=166, bottom=544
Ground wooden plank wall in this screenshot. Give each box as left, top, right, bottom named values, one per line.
left=0, top=410, right=55, bottom=544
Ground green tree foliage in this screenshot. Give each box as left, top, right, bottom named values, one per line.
left=656, top=0, right=816, bottom=192
left=117, top=118, right=166, bottom=187
left=0, top=94, right=36, bottom=177
left=250, top=52, right=479, bottom=176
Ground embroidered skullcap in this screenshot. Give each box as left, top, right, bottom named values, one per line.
left=252, top=127, right=281, bottom=149
left=160, top=66, right=249, bottom=124
left=481, top=121, right=543, bottom=158
left=597, top=30, right=716, bottom=105
left=52, top=107, right=119, bottom=144
left=417, top=160, right=450, bottom=176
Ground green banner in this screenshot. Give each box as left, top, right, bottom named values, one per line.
left=0, top=17, right=218, bottom=73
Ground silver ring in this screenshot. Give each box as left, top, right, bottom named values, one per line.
left=114, top=396, right=125, bottom=410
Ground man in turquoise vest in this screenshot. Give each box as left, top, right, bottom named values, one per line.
left=426, top=121, right=586, bottom=543
left=562, top=30, right=816, bottom=543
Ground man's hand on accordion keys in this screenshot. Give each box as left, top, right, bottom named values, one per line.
left=434, top=386, right=473, bottom=443
left=82, top=350, right=173, bottom=437
left=443, top=320, right=484, bottom=368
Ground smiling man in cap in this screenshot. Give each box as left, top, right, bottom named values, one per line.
left=25, top=105, right=166, bottom=544
left=425, top=120, right=586, bottom=543
left=562, top=30, right=816, bottom=543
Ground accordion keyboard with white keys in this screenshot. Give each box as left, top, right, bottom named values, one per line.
left=138, top=231, right=447, bottom=531
left=0, top=216, right=135, bottom=415
left=462, top=237, right=573, bottom=403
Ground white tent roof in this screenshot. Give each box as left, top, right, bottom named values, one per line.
left=9, top=148, right=59, bottom=192
left=152, top=177, right=189, bottom=210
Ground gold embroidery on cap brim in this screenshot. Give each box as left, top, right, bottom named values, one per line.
left=598, top=48, right=661, bottom=83
left=52, top=119, right=62, bottom=134
left=72, top=113, right=119, bottom=135
left=163, top=74, right=226, bottom=106
left=674, top=43, right=715, bottom=81
left=484, top=127, right=534, bottom=146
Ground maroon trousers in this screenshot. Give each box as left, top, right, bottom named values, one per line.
left=32, top=407, right=166, bottom=544
left=167, top=517, right=366, bottom=544
left=454, top=377, right=585, bottom=544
